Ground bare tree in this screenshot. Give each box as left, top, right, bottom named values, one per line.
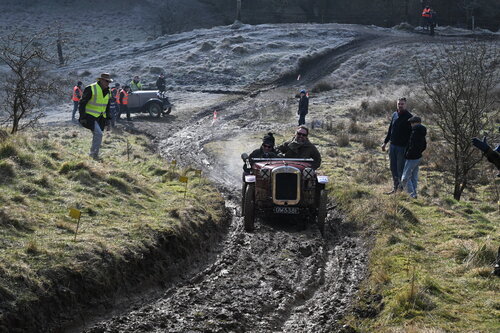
left=416, top=42, right=499, bottom=200
left=0, top=31, right=58, bottom=134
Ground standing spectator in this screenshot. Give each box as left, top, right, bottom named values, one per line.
left=298, top=89, right=309, bottom=126
left=71, top=81, right=83, bottom=122
left=421, top=6, right=432, bottom=30
left=117, top=85, right=131, bottom=121
left=129, top=75, right=142, bottom=91
left=78, top=73, right=112, bottom=160
left=381, top=97, right=413, bottom=194
left=109, top=83, right=120, bottom=128
left=156, top=73, right=166, bottom=92
left=472, top=128, right=500, bottom=276
left=400, top=116, right=427, bottom=198
left=472, top=131, right=500, bottom=172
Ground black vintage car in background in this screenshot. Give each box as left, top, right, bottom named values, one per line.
left=127, top=90, right=173, bottom=117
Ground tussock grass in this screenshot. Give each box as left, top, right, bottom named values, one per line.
left=311, top=81, right=333, bottom=93
left=0, top=125, right=227, bottom=328
left=315, top=101, right=499, bottom=332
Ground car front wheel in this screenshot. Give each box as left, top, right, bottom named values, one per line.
left=148, top=102, right=162, bottom=117
left=243, top=184, right=255, bottom=232
left=317, top=189, right=327, bottom=237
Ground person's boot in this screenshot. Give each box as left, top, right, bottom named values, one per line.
left=384, top=189, right=396, bottom=195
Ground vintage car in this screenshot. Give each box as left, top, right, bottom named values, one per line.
left=241, top=154, right=328, bottom=235
left=127, top=90, right=173, bottom=117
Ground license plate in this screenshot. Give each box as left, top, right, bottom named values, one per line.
left=273, top=206, right=300, bottom=214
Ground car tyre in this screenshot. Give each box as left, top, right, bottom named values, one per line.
left=148, top=102, right=162, bottom=117
left=317, top=189, right=327, bottom=237
left=243, top=184, right=255, bottom=232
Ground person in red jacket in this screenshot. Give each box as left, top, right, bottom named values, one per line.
left=71, top=81, right=83, bottom=122
left=421, top=6, right=432, bottom=30
left=117, top=85, right=131, bottom=121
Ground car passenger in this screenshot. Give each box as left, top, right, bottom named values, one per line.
left=276, top=126, right=321, bottom=169
left=243, top=133, right=277, bottom=172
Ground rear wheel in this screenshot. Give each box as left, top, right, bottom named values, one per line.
left=243, top=184, right=255, bottom=232
left=317, top=189, right=327, bottom=237
left=148, top=102, right=162, bottom=117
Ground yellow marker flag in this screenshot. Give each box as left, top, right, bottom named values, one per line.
left=194, top=170, right=202, bottom=177
left=171, top=160, right=177, bottom=166
left=69, top=208, right=81, bottom=219
left=179, top=176, right=188, bottom=183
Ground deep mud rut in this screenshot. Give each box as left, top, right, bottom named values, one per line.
left=75, top=29, right=450, bottom=332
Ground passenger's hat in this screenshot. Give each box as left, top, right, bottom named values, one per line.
left=408, top=116, right=422, bottom=123
left=115, top=83, right=120, bottom=87
left=300, top=89, right=306, bottom=94
left=262, top=132, right=275, bottom=146
left=77, top=81, right=82, bottom=86
left=96, top=73, right=113, bottom=82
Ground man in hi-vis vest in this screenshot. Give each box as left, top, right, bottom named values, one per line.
left=78, top=73, right=112, bottom=160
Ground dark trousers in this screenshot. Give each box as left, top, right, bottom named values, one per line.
left=72, top=101, right=79, bottom=120
left=118, top=104, right=130, bottom=120
left=298, top=113, right=306, bottom=126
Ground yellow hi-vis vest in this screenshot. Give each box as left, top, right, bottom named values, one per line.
left=85, top=82, right=109, bottom=118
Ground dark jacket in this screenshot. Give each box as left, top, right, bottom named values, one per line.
left=156, top=76, right=166, bottom=91
left=384, top=110, right=413, bottom=147
left=249, top=148, right=277, bottom=159
left=485, top=147, right=500, bottom=171
left=405, top=124, right=427, bottom=160
left=298, top=95, right=309, bottom=115
left=276, top=139, right=321, bottom=169
left=243, top=147, right=277, bottom=172
left=78, top=82, right=111, bottom=131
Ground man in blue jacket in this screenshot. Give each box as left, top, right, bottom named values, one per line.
left=381, top=97, right=413, bottom=194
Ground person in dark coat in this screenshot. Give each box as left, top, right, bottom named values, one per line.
left=297, top=89, right=309, bottom=126
left=243, top=133, right=277, bottom=173
left=156, top=73, right=166, bottom=92
left=472, top=132, right=500, bottom=173
left=472, top=127, right=500, bottom=276
left=400, top=116, right=427, bottom=198
left=276, top=126, right=321, bottom=169
left=249, top=133, right=277, bottom=160
left=381, top=97, right=413, bottom=194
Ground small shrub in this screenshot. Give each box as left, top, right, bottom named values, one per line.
left=106, top=176, right=131, bottom=194
left=391, top=284, right=436, bottom=318
left=15, top=153, right=36, bottom=169
left=337, top=131, right=350, bottom=147
left=311, top=81, right=333, bottom=93
left=454, top=241, right=497, bottom=268
left=0, top=160, right=16, bottom=183
left=25, top=239, right=41, bottom=255
left=359, top=99, right=394, bottom=117
left=361, top=134, right=379, bottom=150
left=59, top=161, right=88, bottom=174
left=348, top=120, right=361, bottom=134
left=0, top=143, right=18, bottom=159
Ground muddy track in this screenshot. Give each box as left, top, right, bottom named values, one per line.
left=78, top=30, right=457, bottom=332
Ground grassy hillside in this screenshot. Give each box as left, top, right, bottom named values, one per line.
left=308, top=109, right=500, bottom=332
left=0, top=126, right=227, bottom=329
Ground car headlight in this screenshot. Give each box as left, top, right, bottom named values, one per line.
left=302, top=168, right=315, bottom=179
left=260, top=168, right=271, bottom=179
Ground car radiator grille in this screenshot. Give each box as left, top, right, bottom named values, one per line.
left=275, top=173, right=298, bottom=200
